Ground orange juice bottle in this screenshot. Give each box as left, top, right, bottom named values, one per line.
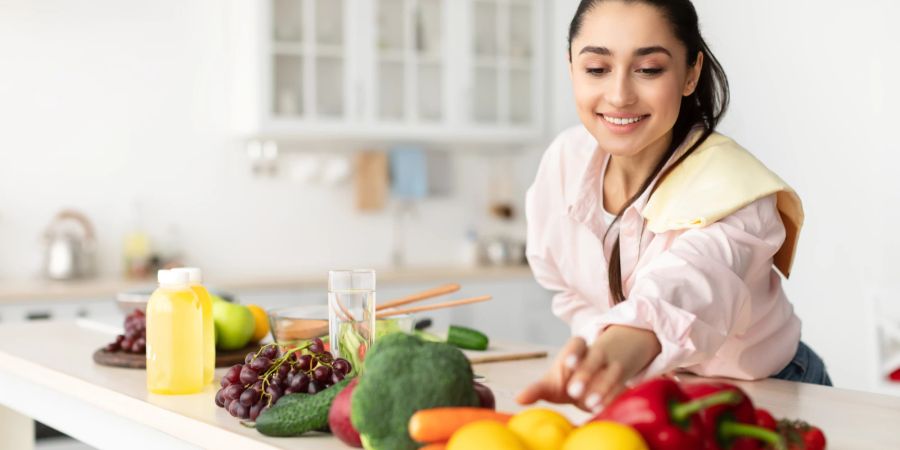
left=146, top=269, right=203, bottom=394
left=173, top=267, right=215, bottom=385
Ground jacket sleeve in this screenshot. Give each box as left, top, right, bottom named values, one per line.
left=525, top=130, right=609, bottom=337
left=595, top=194, right=787, bottom=379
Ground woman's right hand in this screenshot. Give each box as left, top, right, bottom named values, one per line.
left=515, top=337, right=589, bottom=410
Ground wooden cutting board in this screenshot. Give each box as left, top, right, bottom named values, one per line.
left=93, top=344, right=264, bottom=370
left=463, top=341, right=548, bottom=365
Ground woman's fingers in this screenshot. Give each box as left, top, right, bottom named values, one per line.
left=515, top=378, right=551, bottom=405
left=516, top=337, right=587, bottom=405
left=567, top=340, right=608, bottom=404
left=584, top=361, right=623, bottom=412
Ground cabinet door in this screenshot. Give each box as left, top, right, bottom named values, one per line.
left=369, top=0, right=446, bottom=124
left=269, top=0, right=352, bottom=122
left=470, top=0, right=542, bottom=130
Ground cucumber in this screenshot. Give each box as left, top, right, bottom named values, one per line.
left=256, top=378, right=351, bottom=437
left=446, top=325, right=489, bottom=351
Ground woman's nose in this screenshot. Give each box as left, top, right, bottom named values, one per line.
left=606, top=73, right=637, bottom=108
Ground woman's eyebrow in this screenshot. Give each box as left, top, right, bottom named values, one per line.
left=579, top=45, right=672, bottom=57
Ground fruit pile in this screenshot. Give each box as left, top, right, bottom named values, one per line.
left=104, top=309, right=146, bottom=354
left=405, top=378, right=828, bottom=450
left=215, top=338, right=352, bottom=421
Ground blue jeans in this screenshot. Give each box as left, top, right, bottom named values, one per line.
left=770, top=341, right=832, bottom=386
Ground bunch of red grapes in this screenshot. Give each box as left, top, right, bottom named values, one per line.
left=215, top=338, right=352, bottom=421
left=104, top=309, right=147, bottom=354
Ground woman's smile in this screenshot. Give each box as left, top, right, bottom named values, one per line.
left=598, top=112, right=651, bottom=134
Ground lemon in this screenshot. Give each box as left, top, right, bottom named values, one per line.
left=507, top=408, right=574, bottom=450
left=246, top=304, right=270, bottom=342
left=447, top=420, right=528, bottom=450
left=562, top=421, right=648, bottom=450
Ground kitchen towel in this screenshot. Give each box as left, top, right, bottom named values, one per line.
left=389, top=146, right=428, bottom=200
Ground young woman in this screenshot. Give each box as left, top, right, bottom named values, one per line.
left=517, top=0, right=831, bottom=413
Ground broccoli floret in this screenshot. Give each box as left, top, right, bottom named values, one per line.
left=350, top=333, right=479, bottom=450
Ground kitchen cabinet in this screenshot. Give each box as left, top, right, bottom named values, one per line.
left=229, top=0, right=547, bottom=144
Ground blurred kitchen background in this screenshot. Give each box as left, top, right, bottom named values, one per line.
left=1, top=0, right=900, bottom=414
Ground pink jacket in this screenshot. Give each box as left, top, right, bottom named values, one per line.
left=526, top=126, right=801, bottom=380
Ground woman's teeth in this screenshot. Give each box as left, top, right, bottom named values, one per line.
left=602, top=114, right=646, bottom=125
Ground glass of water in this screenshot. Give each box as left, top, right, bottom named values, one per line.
left=328, top=269, right=376, bottom=374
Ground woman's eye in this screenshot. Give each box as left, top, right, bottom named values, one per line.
left=637, top=68, right=664, bottom=75
left=586, top=68, right=608, bottom=75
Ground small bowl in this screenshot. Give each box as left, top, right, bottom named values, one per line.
left=268, top=304, right=331, bottom=344
left=115, top=288, right=234, bottom=314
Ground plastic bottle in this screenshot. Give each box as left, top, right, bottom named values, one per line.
left=172, top=267, right=215, bottom=385
left=146, top=269, right=204, bottom=394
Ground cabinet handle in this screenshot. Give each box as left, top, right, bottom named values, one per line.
left=27, top=311, right=52, bottom=321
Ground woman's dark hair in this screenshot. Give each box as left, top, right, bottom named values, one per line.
left=568, top=0, right=730, bottom=304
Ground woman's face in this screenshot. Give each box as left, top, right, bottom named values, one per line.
left=569, top=1, right=701, bottom=157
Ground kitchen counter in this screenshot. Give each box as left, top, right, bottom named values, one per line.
left=1, top=321, right=899, bottom=450
left=0, top=265, right=534, bottom=304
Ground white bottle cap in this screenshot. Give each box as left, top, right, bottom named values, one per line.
left=171, top=267, right=202, bottom=284
left=158, top=269, right=189, bottom=286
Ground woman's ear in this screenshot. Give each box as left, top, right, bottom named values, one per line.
left=683, top=51, right=704, bottom=96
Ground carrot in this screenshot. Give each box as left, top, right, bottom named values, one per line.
left=419, top=443, right=447, bottom=450
left=409, top=407, right=514, bottom=443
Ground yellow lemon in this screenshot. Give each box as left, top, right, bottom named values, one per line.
left=447, top=420, right=528, bottom=450
left=246, top=304, right=270, bottom=342
left=562, top=421, right=648, bottom=450
left=507, top=408, right=574, bottom=450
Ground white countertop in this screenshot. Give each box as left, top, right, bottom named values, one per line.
left=1, top=320, right=899, bottom=449
left=0, top=265, right=534, bottom=304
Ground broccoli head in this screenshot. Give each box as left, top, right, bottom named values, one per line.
left=350, top=333, right=479, bottom=450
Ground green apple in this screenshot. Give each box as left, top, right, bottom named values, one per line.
left=212, top=301, right=255, bottom=350
left=209, top=294, right=227, bottom=303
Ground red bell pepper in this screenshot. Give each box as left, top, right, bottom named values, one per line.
left=593, top=377, right=744, bottom=450
left=776, top=419, right=826, bottom=450
left=755, top=409, right=777, bottom=431
left=682, top=382, right=785, bottom=450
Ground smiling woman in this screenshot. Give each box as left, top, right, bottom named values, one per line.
left=518, top=0, right=832, bottom=414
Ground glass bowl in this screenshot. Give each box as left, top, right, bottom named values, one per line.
left=375, top=314, right=415, bottom=340
left=268, top=304, right=330, bottom=345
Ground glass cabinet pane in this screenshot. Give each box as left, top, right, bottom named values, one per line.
left=473, top=2, right=497, bottom=57
left=378, top=61, right=405, bottom=120
left=417, top=0, right=442, bottom=55
left=316, top=57, right=344, bottom=117
left=509, top=3, right=532, bottom=59
left=315, top=0, right=344, bottom=46
left=474, top=67, right=498, bottom=122
left=418, top=63, right=442, bottom=121
left=509, top=69, right=531, bottom=124
left=273, top=55, right=304, bottom=116
left=273, top=0, right=303, bottom=42
left=378, top=0, right=406, bottom=52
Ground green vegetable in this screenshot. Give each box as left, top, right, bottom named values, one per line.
left=256, top=378, right=351, bottom=437
left=338, top=322, right=366, bottom=376
left=350, top=333, right=479, bottom=450
left=446, top=325, right=489, bottom=350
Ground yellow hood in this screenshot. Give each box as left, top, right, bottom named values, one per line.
left=642, top=133, right=803, bottom=278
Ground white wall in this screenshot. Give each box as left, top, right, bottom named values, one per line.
left=0, top=0, right=534, bottom=281
left=690, top=0, right=900, bottom=392
left=544, top=0, right=900, bottom=392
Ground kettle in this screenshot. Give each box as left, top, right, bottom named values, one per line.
left=42, top=209, right=97, bottom=280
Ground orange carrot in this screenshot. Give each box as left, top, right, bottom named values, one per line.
left=409, top=407, right=514, bottom=443
left=419, top=443, right=447, bottom=450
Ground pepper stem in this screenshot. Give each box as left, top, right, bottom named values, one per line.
left=720, top=421, right=786, bottom=450
left=670, top=390, right=742, bottom=423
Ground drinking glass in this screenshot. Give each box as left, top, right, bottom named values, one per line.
left=328, top=269, right=376, bottom=373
